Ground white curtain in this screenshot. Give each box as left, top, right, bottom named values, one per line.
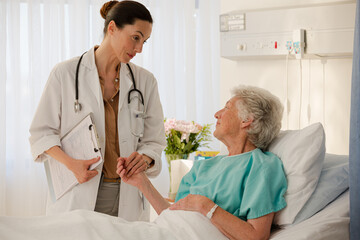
left=0, top=0, right=220, bottom=216
left=134, top=0, right=220, bottom=125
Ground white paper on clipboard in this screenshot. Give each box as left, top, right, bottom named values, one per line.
left=45, top=114, right=103, bottom=201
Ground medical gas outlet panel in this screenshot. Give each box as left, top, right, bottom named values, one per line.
left=220, top=3, right=355, bottom=60
left=221, top=32, right=303, bottom=59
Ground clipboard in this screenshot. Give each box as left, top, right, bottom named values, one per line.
left=44, top=114, right=103, bottom=202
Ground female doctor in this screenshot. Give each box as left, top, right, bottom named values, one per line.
left=29, top=0, right=166, bottom=221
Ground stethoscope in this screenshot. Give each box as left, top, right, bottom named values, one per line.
left=74, top=52, right=146, bottom=137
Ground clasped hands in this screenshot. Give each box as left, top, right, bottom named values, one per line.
left=70, top=152, right=150, bottom=184
left=116, top=152, right=152, bottom=184
left=116, top=153, right=215, bottom=217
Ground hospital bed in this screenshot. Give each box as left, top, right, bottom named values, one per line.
left=170, top=122, right=350, bottom=240
left=0, top=123, right=349, bottom=240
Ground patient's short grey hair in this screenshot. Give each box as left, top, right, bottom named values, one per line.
left=231, top=85, right=283, bottom=150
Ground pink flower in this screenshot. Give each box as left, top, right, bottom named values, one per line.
left=164, top=118, right=212, bottom=155
left=164, top=119, right=202, bottom=142
left=164, top=118, right=176, bottom=135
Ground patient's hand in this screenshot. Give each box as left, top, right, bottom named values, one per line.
left=123, top=152, right=151, bottom=178
left=116, top=158, right=146, bottom=188
left=118, top=158, right=171, bottom=215
left=169, top=194, right=215, bottom=217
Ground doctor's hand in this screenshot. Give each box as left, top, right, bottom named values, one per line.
left=169, top=194, right=215, bottom=217
left=122, top=152, right=152, bottom=178
left=67, top=157, right=99, bottom=184
left=116, top=158, right=147, bottom=189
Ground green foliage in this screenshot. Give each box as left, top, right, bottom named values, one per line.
left=164, top=123, right=212, bottom=155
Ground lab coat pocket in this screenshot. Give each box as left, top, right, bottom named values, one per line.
left=129, top=108, right=145, bottom=139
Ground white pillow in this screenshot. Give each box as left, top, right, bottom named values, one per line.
left=269, top=123, right=326, bottom=226
left=292, top=153, right=349, bottom=224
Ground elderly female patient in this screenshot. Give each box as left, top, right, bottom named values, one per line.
left=118, top=85, right=287, bottom=240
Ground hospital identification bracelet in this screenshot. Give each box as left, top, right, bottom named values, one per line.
left=206, top=204, right=218, bottom=219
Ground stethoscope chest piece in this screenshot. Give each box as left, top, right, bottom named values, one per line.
left=74, top=100, right=82, bottom=113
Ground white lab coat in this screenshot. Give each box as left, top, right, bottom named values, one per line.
left=29, top=47, right=166, bottom=221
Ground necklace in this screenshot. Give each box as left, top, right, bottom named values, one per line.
left=99, top=64, right=120, bottom=101
left=99, top=64, right=120, bottom=84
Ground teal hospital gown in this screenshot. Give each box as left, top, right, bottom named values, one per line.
left=175, top=148, right=287, bottom=220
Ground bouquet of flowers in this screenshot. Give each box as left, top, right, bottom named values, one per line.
left=164, top=118, right=212, bottom=157
left=164, top=118, right=212, bottom=199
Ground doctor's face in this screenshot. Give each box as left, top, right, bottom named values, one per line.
left=109, top=19, right=152, bottom=63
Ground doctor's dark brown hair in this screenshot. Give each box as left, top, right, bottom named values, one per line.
left=100, top=0, right=153, bottom=35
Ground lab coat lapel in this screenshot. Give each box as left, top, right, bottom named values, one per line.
left=119, top=63, right=133, bottom=110
left=79, top=48, right=106, bottom=153
left=81, top=48, right=102, bottom=108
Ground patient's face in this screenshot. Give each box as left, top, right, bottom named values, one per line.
left=213, top=97, right=242, bottom=141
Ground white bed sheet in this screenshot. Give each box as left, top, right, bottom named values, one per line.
left=0, top=191, right=349, bottom=240
left=0, top=207, right=226, bottom=240
left=270, top=190, right=350, bottom=240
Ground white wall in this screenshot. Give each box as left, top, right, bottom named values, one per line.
left=220, top=0, right=355, bottom=154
